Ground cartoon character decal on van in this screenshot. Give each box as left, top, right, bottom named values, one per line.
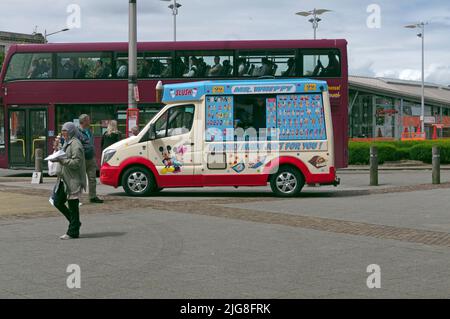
left=249, top=156, right=267, bottom=169
left=229, top=155, right=245, bottom=173
left=159, top=146, right=185, bottom=174
left=308, top=155, right=327, bottom=169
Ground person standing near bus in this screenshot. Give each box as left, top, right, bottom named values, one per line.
left=51, top=122, right=86, bottom=239
left=78, top=114, right=104, bottom=204
left=130, top=126, right=140, bottom=136
left=101, top=120, right=122, bottom=151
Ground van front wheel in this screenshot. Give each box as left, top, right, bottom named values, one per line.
left=122, top=167, right=155, bottom=196
left=270, top=166, right=305, bottom=197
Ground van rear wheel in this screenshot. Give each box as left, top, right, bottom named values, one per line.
left=270, top=166, right=305, bottom=197
left=122, top=167, right=155, bottom=196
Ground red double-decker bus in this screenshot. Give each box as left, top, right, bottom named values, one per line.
left=0, top=39, right=348, bottom=169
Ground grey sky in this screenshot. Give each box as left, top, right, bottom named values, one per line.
left=1, top=0, right=449, bottom=84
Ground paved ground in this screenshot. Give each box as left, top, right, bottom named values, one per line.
left=0, top=169, right=450, bottom=298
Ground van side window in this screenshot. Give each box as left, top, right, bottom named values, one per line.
left=167, top=105, right=195, bottom=137
left=154, top=110, right=169, bottom=138
left=154, top=105, right=195, bottom=139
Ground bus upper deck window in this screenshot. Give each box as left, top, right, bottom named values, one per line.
left=302, top=51, right=341, bottom=77
left=237, top=50, right=296, bottom=77
left=175, top=50, right=234, bottom=78
left=5, top=53, right=53, bottom=81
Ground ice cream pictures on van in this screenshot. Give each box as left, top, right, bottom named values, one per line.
left=100, top=79, right=340, bottom=197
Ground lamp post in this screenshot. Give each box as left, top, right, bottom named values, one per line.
left=296, top=8, right=332, bottom=40
left=405, top=22, right=427, bottom=136
left=127, top=0, right=138, bottom=137
left=161, top=0, right=182, bottom=41
left=44, top=28, right=69, bottom=43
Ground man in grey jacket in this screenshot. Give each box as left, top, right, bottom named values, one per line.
left=78, top=114, right=103, bottom=203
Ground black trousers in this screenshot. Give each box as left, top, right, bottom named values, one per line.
left=55, top=199, right=81, bottom=238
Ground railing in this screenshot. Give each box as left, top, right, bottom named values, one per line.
left=349, top=137, right=395, bottom=142
left=401, top=132, right=426, bottom=141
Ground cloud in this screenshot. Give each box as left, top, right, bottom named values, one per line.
left=375, top=64, right=450, bottom=85
left=1, top=0, right=449, bottom=85
left=349, top=59, right=376, bottom=77
left=426, top=64, right=450, bottom=84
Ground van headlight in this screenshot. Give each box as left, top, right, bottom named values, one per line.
left=102, top=149, right=116, bottom=165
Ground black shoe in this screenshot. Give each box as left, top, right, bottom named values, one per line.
left=90, top=197, right=104, bottom=204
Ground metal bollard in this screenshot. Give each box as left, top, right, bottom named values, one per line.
left=432, top=146, right=440, bottom=185
left=370, top=146, right=378, bottom=186
left=35, top=148, right=43, bottom=184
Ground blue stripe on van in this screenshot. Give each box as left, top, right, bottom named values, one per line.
left=162, top=79, right=328, bottom=103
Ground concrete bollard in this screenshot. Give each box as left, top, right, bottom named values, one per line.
left=370, top=146, right=378, bottom=186
left=432, top=146, right=440, bottom=185
left=35, top=148, right=43, bottom=184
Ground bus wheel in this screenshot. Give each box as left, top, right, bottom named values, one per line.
left=122, top=167, right=155, bottom=197
left=270, top=166, right=305, bottom=197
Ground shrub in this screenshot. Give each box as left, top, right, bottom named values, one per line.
left=348, top=142, right=370, bottom=164
left=376, top=144, right=398, bottom=163
left=409, top=142, right=450, bottom=164
left=442, top=147, right=450, bottom=164
left=396, top=148, right=410, bottom=161
left=348, top=142, right=396, bottom=164
left=348, top=139, right=450, bottom=165
left=409, top=144, right=433, bottom=163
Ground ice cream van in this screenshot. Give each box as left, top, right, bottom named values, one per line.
left=100, top=79, right=340, bottom=197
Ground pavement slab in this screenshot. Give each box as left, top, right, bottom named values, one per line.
left=1, top=170, right=449, bottom=298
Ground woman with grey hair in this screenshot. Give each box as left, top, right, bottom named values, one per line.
left=101, top=120, right=122, bottom=151
left=50, top=122, right=87, bottom=239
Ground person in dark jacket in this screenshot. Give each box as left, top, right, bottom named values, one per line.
left=78, top=114, right=103, bottom=203
left=51, top=122, right=87, bottom=239
left=101, top=120, right=122, bottom=151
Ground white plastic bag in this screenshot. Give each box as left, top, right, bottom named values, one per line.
left=47, top=157, right=62, bottom=176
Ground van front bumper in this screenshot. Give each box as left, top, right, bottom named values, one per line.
left=100, top=163, right=121, bottom=188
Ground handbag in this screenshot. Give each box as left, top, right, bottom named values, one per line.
left=50, top=178, right=67, bottom=207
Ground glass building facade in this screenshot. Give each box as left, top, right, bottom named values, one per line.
left=349, top=79, right=450, bottom=140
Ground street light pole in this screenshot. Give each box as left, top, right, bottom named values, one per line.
left=44, top=28, right=70, bottom=43
left=296, top=8, right=332, bottom=67
left=296, top=8, right=332, bottom=40
left=161, top=0, right=182, bottom=42
left=420, top=23, right=425, bottom=135
left=128, top=0, right=138, bottom=111
left=311, top=9, right=319, bottom=40
left=172, top=0, right=177, bottom=42
left=405, top=22, right=427, bottom=135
